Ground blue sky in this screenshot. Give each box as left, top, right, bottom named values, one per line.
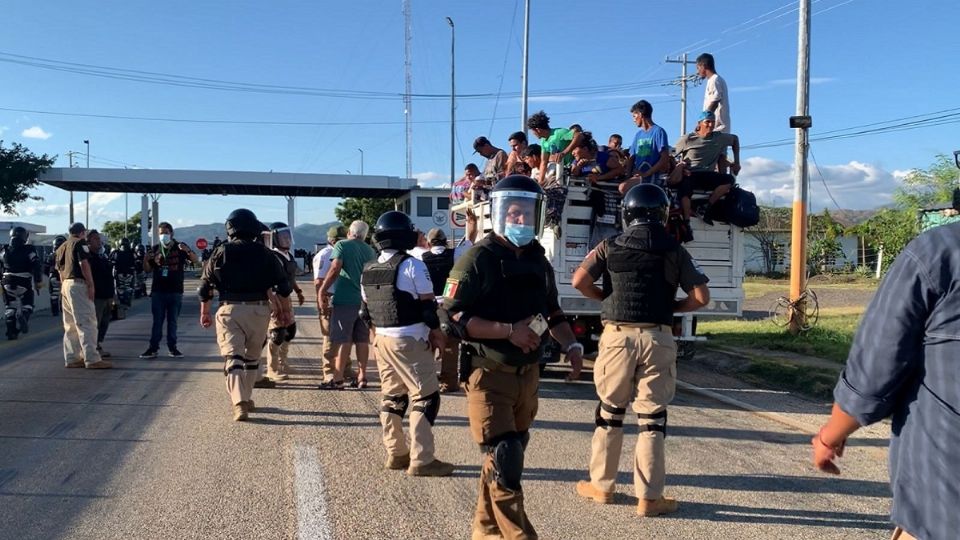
left=2, top=0, right=958, bottom=234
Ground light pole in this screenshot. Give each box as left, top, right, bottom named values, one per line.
left=446, top=16, right=455, bottom=190
left=520, top=0, right=530, bottom=131
left=358, top=148, right=364, bottom=175
left=83, top=139, right=90, bottom=226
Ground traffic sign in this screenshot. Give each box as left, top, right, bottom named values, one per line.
left=196, top=238, right=208, bottom=250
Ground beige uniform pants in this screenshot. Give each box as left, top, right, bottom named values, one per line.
left=265, top=295, right=292, bottom=379
left=589, top=323, right=677, bottom=500
left=62, top=280, right=101, bottom=366
left=437, top=337, right=460, bottom=388
left=374, top=334, right=440, bottom=467
left=216, top=302, right=271, bottom=405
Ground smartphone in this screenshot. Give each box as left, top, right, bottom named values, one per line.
left=528, top=313, right=548, bottom=335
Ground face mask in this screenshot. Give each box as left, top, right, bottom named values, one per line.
left=503, top=223, right=536, bottom=247
left=159, top=233, right=172, bottom=245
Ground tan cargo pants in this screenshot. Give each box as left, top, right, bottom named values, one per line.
left=466, top=361, right=540, bottom=540
left=62, top=280, right=101, bottom=366
left=216, top=302, right=270, bottom=405
left=437, top=337, right=460, bottom=388
left=589, top=323, right=677, bottom=500
left=265, top=295, right=292, bottom=379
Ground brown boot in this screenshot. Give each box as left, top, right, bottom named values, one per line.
left=233, top=403, right=248, bottom=422
left=470, top=529, right=502, bottom=540
left=65, top=360, right=86, bottom=368
left=85, top=360, right=113, bottom=369
left=407, top=459, right=455, bottom=477
left=637, top=496, right=679, bottom=517
left=385, top=454, right=411, bottom=470
left=576, top=480, right=614, bottom=504
left=241, top=400, right=255, bottom=413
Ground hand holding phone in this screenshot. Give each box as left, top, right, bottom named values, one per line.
left=528, top=313, right=548, bottom=335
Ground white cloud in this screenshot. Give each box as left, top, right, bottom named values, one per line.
left=20, top=203, right=70, bottom=217
left=21, top=126, right=52, bottom=140
left=0, top=125, right=8, bottom=136
left=737, top=156, right=900, bottom=210
left=525, top=95, right=578, bottom=103
left=89, top=193, right=123, bottom=206
left=414, top=171, right=447, bottom=184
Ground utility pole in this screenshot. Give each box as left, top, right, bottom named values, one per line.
left=788, top=0, right=812, bottom=334
left=520, top=0, right=531, bottom=132
left=84, top=140, right=90, bottom=227
left=665, top=53, right=700, bottom=137
left=446, top=17, right=455, bottom=189
left=403, top=0, right=413, bottom=180
left=359, top=148, right=365, bottom=175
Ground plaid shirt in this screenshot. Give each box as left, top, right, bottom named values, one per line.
left=834, top=222, right=960, bottom=539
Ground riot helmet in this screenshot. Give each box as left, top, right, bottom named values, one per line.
left=269, top=221, right=294, bottom=250
left=53, top=235, right=67, bottom=250
left=372, top=211, right=418, bottom=251
left=621, top=183, right=670, bottom=228
left=225, top=208, right=261, bottom=240
left=490, top=175, right=545, bottom=247
left=118, top=238, right=131, bottom=251
left=134, top=244, right=145, bottom=257
left=9, top=226, right=28, bottom=248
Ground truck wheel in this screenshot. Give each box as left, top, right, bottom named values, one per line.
left=677, top=340, right=697, bottom=362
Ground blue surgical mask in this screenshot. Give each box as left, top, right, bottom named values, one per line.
left=503, top=224, right=536, bottom=247
left=159, top=233, right=172, bottom=245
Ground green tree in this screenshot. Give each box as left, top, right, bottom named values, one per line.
left=745, top=206, right=791, bottom=275
left=102, top=211, right=142, bottom=245
left=850, top=208, right=917, bottom=274
left=0, top=140, right=55, bottom=214
left=894, top=154, right=958, bottom=210
left=807, top=209, right=846, bottom=275
left=334, top=197, right=395, bottom=236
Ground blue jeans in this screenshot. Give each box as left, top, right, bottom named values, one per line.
left=150, top=292, right=183, bottom=350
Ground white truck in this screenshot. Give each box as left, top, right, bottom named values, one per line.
left=447, top=174, right=745, bottom=362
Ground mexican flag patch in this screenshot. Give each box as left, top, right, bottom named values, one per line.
left=443, top=279, right=459, bottom=298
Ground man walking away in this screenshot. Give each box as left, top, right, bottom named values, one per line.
left=313, top=226, right=352, bottom=384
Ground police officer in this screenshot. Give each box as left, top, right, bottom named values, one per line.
left=441, top=175, right=584, bottom=539
left=571, top=184, right=709, bottom=517
left=111, top=238, right=137, bottom=309
left=264, top=222, right=305, bottom=383
left=421, top=212, right=478, bottom=393
left=133, top=244, right=147, bottom=298
left=44, top=235, right=67, bottom=316
left=198, top=209, right=292, bottom=421
left=361, top=211, right=455, bottom=477
left=56, top=222, right=110, bottom=369
left=1, top=226, right=43, bottom=339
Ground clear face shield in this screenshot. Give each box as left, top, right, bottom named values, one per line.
left=490, top=190, right=545, bottom=247
left=273, top=227, right=293, bottom=250
left=260, top=229, right=272, bottom=248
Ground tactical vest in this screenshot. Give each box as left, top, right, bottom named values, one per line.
left=274, top=249, right=299, bottom=288
left=421, top=249, right=455, bottom=297
left=361, top=252, right=423, bottom=328
left=214, top=241, right=273, bottom=301
left=1, top=246, right=35, bottom=274
left=601, top=226, right=680, bottom=325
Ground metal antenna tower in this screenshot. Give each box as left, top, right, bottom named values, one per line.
left=403, top=0, right=413, bottom=180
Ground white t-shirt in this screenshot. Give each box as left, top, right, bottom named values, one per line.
left=312, top=245, right=336, bottom=294
left=361, top=249, right=434, bottom=341
left=407, top=246, right=428, bottom=260
left=703, top=73, right=731, bottom=133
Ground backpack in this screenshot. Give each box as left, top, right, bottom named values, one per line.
left=708, top=186, right=760, bottom=228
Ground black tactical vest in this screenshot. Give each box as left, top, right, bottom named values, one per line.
left=421, top=249, right=455, bottom=297
left=601, top=226, right=680, bottom=325
left=274, top=249, right=299, bottom=289
left=361, top=252, right=423, bottom=328
left=1, top=245, right=36, bottom=274
left=214, top=241, right=275, bottom=301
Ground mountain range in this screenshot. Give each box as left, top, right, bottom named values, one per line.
left=173, top=221, right=341, bottom=251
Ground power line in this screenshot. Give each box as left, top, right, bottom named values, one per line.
left=488, top=0, right=520, bottom=137
left=808, top=145, right=843, bottom=211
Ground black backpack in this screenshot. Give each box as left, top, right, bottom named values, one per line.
left=708, top=186, right=760, bottom=228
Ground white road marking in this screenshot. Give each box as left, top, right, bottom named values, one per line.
left=294, top=445, right=334, bottom=540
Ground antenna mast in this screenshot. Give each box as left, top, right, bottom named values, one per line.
left=403, top=0, right=413, bottom=180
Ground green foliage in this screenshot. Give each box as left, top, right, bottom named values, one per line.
left=333, top=197, right=395, bottom=236
left=0, top=140, right=55, bottom=214
left=807, top=209, right=845, bottom=275
left=849, top=207, right=917, bottom=274
left=893, top=154, right=958, bottom=210
left=101, top=212, right=142, bottom=245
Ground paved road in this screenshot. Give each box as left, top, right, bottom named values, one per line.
left=0, top=278, right=893, bottom=539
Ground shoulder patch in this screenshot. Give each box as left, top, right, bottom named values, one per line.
left=443, top=278, right=459, bottom=299
left=81, top=245, right=90, bottom=253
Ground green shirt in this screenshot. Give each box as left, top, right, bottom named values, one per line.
left=541, top=127, right=575, bottom=165
left=331, top=239, right=376, bottom=306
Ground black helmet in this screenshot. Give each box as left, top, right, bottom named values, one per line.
left=269, top=221, right=294, bottom=250
left=373, top=211, right=418, bottom=251
left=225, top=208, right=261, bottom=240
left=621, top=183, right=669, bottom=227
left=53, top=235, right=67, bottom=250
left=490, top=175, right=545, bottom=246
left=119, top=237, right=131, bottom=251
left=9, top=226, right=28, bottom=248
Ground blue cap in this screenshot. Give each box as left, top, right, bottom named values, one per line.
left=698, top=110, right=716, bottom=122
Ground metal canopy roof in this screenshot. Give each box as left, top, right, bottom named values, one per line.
left=39, top=168, right=416, bottom=198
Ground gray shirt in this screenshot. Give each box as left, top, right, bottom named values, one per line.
left=673, top=131, right=736, bottom=172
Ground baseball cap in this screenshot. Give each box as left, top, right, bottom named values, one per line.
left=473, top=136, right=491, bottom=154
left=698, top=110, right=716, bottom=122
left=426, top=228, right=447, bottom=245
left=327, top=225, right=347, bottom=241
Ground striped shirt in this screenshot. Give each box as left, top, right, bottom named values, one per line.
left=834, top=222, right=960, bottom=539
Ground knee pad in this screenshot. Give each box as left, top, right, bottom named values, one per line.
left=269, top=327, right=285, bottom=346
left=224, top=354, right=258, bottom=376
left=380, top=394, right=409, bottom=417
left=285, top=322, right=297, bottom=342
left=637, top=409, right=668, bottom=437
left=4, top=308, right=14, bottom=321
left=487, top=433, right=525, bottom=493
left=595, top=401, right=626, bottom=429
left=411, top=391, right=440, bottom=425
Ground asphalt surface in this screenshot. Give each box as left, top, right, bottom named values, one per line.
left=0, top=278, right=893, bottom=539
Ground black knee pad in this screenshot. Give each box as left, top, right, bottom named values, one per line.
left=595, top=401, right=626, bottom=429
left=380, top=394, right=409, bottom=417
left=411, top=391, right=440, bottom=425
left=637, top=409, right=668, bottom=437
left=285, top=322, right=297, bottom=342
left=485, top=432, right=525, bottom=493
left=269, top=327, right=285, bottom=346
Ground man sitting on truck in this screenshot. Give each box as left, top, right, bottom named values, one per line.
left=669, top=111, right=741, bottom=225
